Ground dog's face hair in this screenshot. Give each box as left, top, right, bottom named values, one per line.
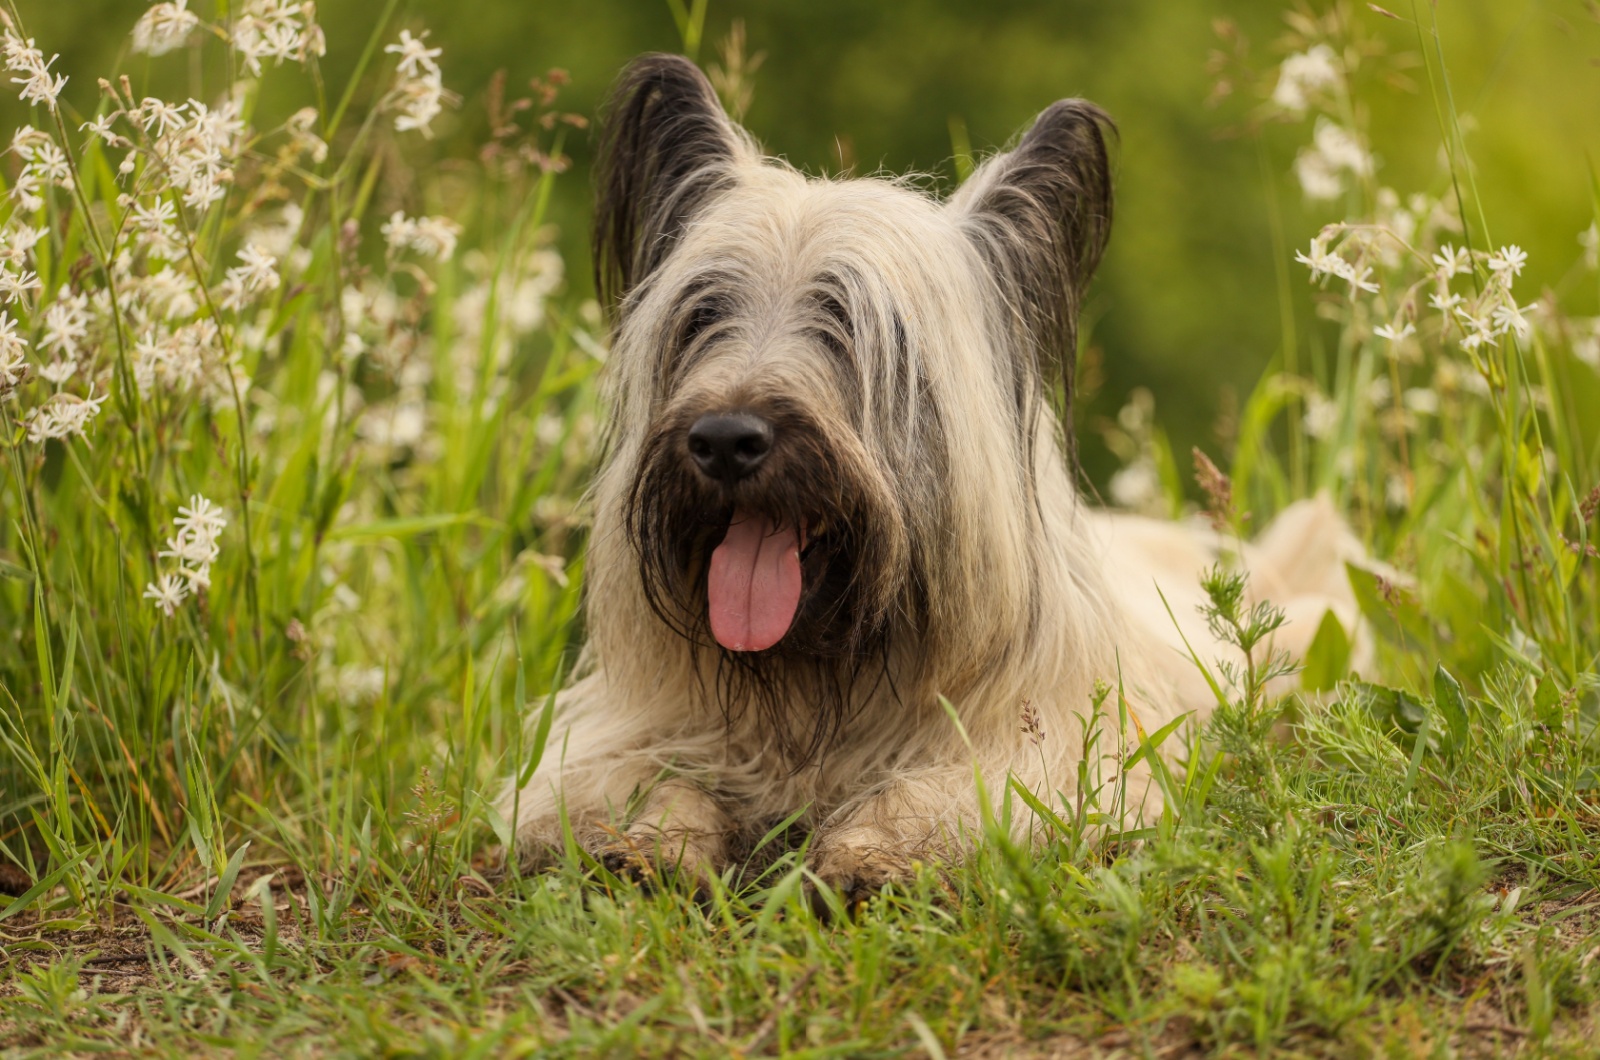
left=591, top=54, right=1113, bottom=762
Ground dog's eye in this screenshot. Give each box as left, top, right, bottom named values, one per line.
left=814, top=293, right=852, bottom=362
left=680, top=299, right=725, bottom=348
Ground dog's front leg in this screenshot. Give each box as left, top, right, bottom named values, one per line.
left=809, top=772, right=979, bottom=899
left=597, top=776, right=731, bottom=889
left=503, top=755, right=732, bottom=886
left=497, top=675, right=733, bottom=884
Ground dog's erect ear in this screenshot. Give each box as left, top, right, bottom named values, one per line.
left=594, top=53, right=748, bottom=315
left=951, top=100, right=1114, bottom=404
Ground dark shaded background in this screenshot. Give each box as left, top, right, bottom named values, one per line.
left=17, top=0, right=1600, bottom=487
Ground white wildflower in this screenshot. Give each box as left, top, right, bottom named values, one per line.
left=380, top=211, right=417, bottom=252
left=1272, top=44, right=1340, bottom=116
left=134, top=331, right=205, bottom=395
left=1490, top=300, right=1534, bottom=342
left=36, top=357, right=76, bottom=384
left=283, top=107, right=327, bottom=165
left=139, top=97, right=187, bottom=136
left=143, top=573, right=189, bottom=618
left=1373, top=322, right=1416, bottom=344
left=1294, top=119, right=1372, bottom=202
left=1487, top=244, right=1527, bottom=278
left=4, top=223, right=45, bottom=262
left=0, top=267, right=41, bottom=302
left=26, top=140, right=69, bottom=187
left=1314, top=121, right=1373, bottom=176
left=1403, top=388, right=1440, bottom=415
left=158, top=493, right=228, bottom=591
left=9, top=124, right=48, bottom=159
left=130, top=197, right=183, bottom=257
left=79, top=112, right=123, bottom=147
left=382, top=211, right=460, bottom=261
left=1384, top=473, right=1410, bottom=511
left=24, top=384, right=106, bottom=442
left=1345, top=264, right=1379, bottom=296
left=231, top=0, right=326, bottom=76
left=133, top=321, right=209, bottom=396
left=0, top=310, right=27, bottom=390
left=218, top=241, right=280, bottom=310
left=3, top=32, right=67, bottom=111
left=1294, top=150, right=1343, bottom=201
left=1294, top=235, right=1342, bottom=281
left=1428, top=289, right=1464, bottom=314
left=1431, top=243, right=1471, bottom=279
left=1109, top=456, right=1161, bottom=512
left=10, top=171, right=42, bottom=213
left=358, top=401, right=427, bottom=448
left=175, top=319, right=218, bottom=392
left=385, top=29, right=441, bottom=77
left=250, top=201, right=305, bottom=258
left=1303, top=392, right=1339, bottom=440
left=386, top=29, right=447, bottom=137
left=333, top=664, right=387, bottom=705
left=1455, top=306, right=1496, bottom=352
left=1575, top=331, right=1599, bottom=369
left=145, top=97, right=246, bottom=213
left=39, top=289, right=90, bottom=360
left=407, top=216, right=460, bottom=261
left=142, top=266, right=199, bottom=320
left=132, top=1, right=199, bottom=56
left=1582, top=224, right=1598, bottom=271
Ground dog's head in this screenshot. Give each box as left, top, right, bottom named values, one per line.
left=591, top=54, right=1112, bottom=749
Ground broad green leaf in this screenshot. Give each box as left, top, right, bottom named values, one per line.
left=1302, top=610, right=1352, bottom=692
left=1432, top=664, right=1470, bottom=754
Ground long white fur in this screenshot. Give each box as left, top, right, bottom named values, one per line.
left=495, top=70, right=1365, bottom=888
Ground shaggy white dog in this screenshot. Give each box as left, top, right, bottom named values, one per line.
left=497, top=54, right=1364, bottom=894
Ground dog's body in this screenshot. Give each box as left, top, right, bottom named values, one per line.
left=497, top=55, right=1362, bottom=891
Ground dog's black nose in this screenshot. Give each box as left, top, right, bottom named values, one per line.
left=688, top=413, right=774, bottom=482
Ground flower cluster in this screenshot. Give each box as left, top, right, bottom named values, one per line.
left=1271, top=43, right=1340, bottom=115
left=0, top=2, right=585, bottom=699
left=131, top=1, right=199, bottom=57
left=23, top=386, right=107, bottom=443
left=1294, top=118, right=1373, bottom=202
left=218, top=243, right=281, bottom=310
left=10, top=126, right=69, bottom=213
left=143, top=495, right=227, bottom=617
left=37, top=287, right=91, bottom=383
left=381, top=211, right=462, bottom=262
left=385, top=30, right=447, bottom=137
left=1102, top=388, right=1168, bottom=516
left=132, top=319, right=217, bottom=397
left=0, top=310, right=26, bottom=393
left=2, top=26, right=66, bottom=111
left=230, top=0, right=325, bottom=76
left=1297, top=227, right=1539, bottom=360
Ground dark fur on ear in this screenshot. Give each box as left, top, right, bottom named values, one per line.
left=593, top=54, right=746, bottom=316
left=954, top=100, right=1115, bottom=457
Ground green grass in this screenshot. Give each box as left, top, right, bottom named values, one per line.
left=1, top=1, right=1598, bottom=1056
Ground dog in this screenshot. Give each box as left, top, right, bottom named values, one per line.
left=495, top=54, right=1365, bottom=894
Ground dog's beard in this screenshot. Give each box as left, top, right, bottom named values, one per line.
left=625, top=406, right=909, bottom=762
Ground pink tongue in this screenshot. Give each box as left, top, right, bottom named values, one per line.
left=708, top=510, right=803, bottom=652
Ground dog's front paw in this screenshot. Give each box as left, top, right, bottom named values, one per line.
left=809, top=830, right=912, bottom=904
left=593, top=828, right=723, bottom=896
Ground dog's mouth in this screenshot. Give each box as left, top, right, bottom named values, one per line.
left=707, top=509, right=830, bottom=651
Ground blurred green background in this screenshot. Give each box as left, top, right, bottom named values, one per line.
left=16, top=0, right=1600, bottom=487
